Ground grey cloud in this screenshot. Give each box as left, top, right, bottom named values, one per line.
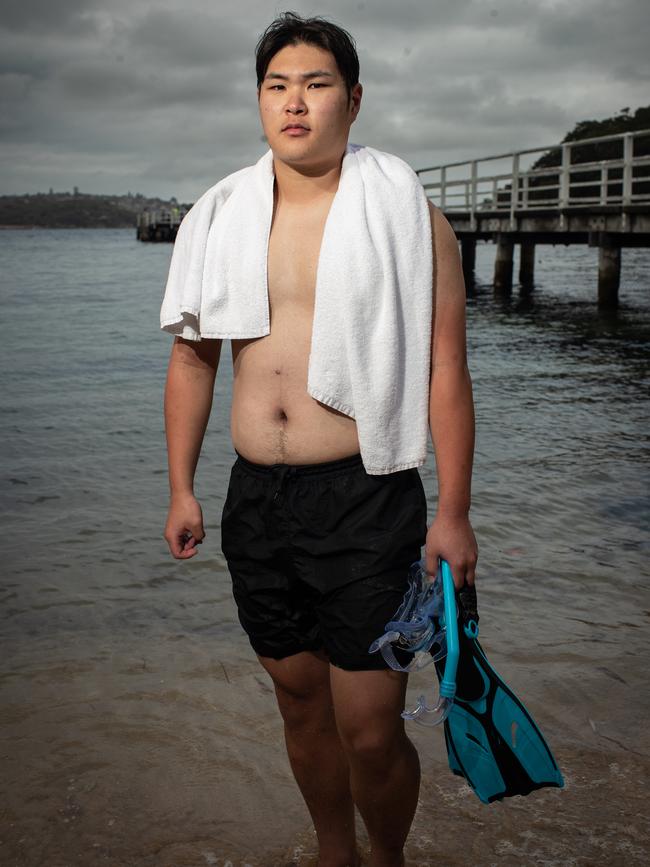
left=532, top=0, right=649, bottom=70
left=0, top=0, right=645, bottom=197
left=2, top=0, right=101, bottom=35
left=125, top=7, right=250, bottom=69
left=330, top=0, right=474, bottom=32
left=56, top=60, right=246, bottom=110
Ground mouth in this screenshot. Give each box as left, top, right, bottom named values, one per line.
left=282, top=123, right=310, bottom=135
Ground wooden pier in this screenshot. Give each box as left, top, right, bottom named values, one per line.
left=417, top=129, right=650, bottom=308
left=136, top=207, right=187, bottom=242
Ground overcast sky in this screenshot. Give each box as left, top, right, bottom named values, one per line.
left=1, top=0, right=647, bottom=200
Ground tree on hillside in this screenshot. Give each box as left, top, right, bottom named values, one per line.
left=492, top=105, right=650, bottom=207
left=531, top=105, right=650, bottom=169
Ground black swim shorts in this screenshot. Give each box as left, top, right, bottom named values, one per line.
left=220, top=450, right=428, bottom=671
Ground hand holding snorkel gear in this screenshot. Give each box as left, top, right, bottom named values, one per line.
left=423, top=511, right=478, bottom=589
left=368, top=558, right=477, bottom=727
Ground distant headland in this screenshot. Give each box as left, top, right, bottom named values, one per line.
left=0, top=189, right=191, bottom=230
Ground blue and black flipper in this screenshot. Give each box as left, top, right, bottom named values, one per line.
left=369, top=559, right=564, bottom=804
left=434, top=575, right=565, bottom=804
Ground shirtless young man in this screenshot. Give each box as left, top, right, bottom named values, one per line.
left=162, top=13, right=477, bottom=867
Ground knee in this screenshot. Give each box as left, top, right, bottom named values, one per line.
left=259, top=651, right=333, bottom=733
left=338, top=722, right=406, bottom=769
left=275, top=682, right=335, bottom=734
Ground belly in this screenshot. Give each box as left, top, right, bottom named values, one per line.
left=229, top=309, right=360, bottom=465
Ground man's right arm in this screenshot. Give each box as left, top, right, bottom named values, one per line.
left=163, top=336, right=223, bottom=559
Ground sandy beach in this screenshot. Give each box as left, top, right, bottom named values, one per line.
left=2, top=601, right=648, bottom=866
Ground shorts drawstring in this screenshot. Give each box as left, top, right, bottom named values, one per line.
left=272, top=464, right=298, bottom=502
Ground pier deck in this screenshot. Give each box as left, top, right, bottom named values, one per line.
left=417, top=129, right=650, bottom=307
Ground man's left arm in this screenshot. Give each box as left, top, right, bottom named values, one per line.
left=424, top=201, right=478, bottom=587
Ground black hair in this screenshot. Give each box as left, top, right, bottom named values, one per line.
left=255, top=11, right=360, bottom=98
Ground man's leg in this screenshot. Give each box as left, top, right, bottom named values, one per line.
left=258, top=650, right=360, bottom=867
left=330, top=666, right=419, bottom=867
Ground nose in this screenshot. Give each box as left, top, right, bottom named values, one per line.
left=286, top=102, right=306, bottom=115
left=285, top=87, right=306, bottom=114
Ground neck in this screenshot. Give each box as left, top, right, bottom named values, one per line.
left=272, top=150, right=346, bottom=204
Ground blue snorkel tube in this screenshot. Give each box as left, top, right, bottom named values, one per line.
left=401, top=560, right=460, bottom=726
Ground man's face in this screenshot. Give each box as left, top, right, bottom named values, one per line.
left=258, top=41, right=362, bottom=168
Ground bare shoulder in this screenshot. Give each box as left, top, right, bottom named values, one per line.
left=426, top=200, right=460, bottom=259
left=425, top=199, right=465, bottom=305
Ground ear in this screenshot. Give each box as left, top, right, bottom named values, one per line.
left=349, top=82, right=363, bottom=122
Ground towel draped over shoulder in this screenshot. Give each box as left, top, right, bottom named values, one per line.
left=160, top=143, right=433, bottom=475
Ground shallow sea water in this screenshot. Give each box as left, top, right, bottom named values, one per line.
left=0, top=228, right=648, bottom=866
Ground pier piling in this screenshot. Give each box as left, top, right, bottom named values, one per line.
left=598, top=239, right=621, bottom=309
left=494, top=234, right=514, bottom=294
left=461, top=237, right=476, bottom=287
left=519, top=241, right=535, bottom=288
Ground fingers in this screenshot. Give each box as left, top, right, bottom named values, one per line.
left=165, top=524, right=205, bottom=559
left=424, top=549, right=439, bottom=580
left=180, top=531, right=203, bottom=557
left=464, top=559, right=477, bottom=587
left=166, top=534, right=193, bottom=559
left=447, top=558, right=477, bottom=589
left=423, top=550, right=478, bottom=589
left=171, top=538, right=201, bottom=559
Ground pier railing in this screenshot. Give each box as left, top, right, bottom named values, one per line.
left=416, top=129, right=650, bottom=230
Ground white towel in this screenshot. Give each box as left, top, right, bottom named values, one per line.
left=160, top=143, right=433, bottom=475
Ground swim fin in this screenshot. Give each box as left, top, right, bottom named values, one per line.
left=435, top=584, right=565, bottom=804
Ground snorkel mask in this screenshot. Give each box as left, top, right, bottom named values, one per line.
left=369, top=558, right=460, bottom=727
left=368, top=559, right=446, bottom=671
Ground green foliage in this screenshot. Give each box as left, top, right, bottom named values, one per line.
left=531, top=105, right=650, bottom=169
left=488, top=105, right=650, bottom=208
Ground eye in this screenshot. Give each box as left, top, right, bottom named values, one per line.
left=268, top=84, right=285, bottom=91
left=308, top=82, right=327, bottom=88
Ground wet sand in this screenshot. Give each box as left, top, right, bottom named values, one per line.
left=2, top=594, right=648, bottom=867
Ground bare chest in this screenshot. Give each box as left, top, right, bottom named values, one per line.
left=266, top=198, right=333, bottom=313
